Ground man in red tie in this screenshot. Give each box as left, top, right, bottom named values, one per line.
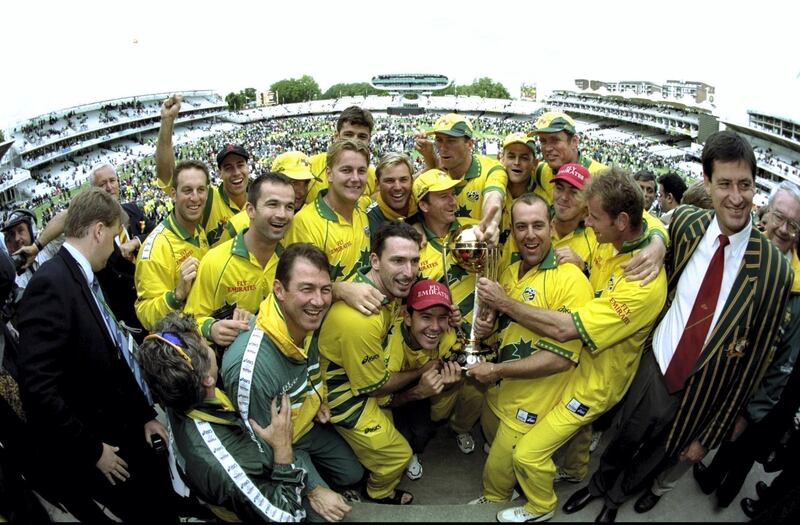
left=563, top=130, right=794, bottom=522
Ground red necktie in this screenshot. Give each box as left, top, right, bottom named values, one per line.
left=664, top=234, right=730, bottom=393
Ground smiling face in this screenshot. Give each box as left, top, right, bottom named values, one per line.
left=370, top=236, right=420, bottom=300
left=765, top=190, right=800, bottom=255
left=327, top=150, right=368, bottom=205
left=274, top=258, right=333, bottom=339
left=171, top=168, right=209, bottom=229
left=247, top=181, right=295, bottom=243
left=219, top=154, right=250, bottom=198
left=404, top=305, right=450, bottom=351
left=378, top=163, right=413, bottom=213
left=704, top=160, right=755, bottom=237
left=537, top=131, right=579, bottom=172
left=552, top=180, right=585, bottom=223
left=501, top=144, right=535, bottom=185
left=511, top=199, right=551, bottom=274
left=584, top=195, right=620, bottom=246
left=419, top=188, right=457, bottom=228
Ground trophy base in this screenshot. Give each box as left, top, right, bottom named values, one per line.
left=454, top=345, right=493, bottom=368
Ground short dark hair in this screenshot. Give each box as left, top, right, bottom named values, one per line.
left=173, top=160, right=211, bottom=189
left=275, top=243, right=330, bottom=288
left=657, top=172, right=688, bottom=203
left=137, top=313, right=212, bottom=413
left=247, top=171, right=293, bottom=206
left=585, top=167, right=644, bottom=230
left=510, top=192, right=550, bottom=223
left=701, top=130, right=756, bottom=181
left=337, top=106, right=374, bottom=133
left=633, top=170, right=657, bottom=184
left=371, top=220, right=422, bottom=258
left=64, top=187, right=123, bottom=238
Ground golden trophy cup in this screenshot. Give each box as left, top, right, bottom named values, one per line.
left=447, top=225, right=499, bottom=367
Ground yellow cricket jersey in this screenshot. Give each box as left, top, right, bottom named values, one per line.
left=418, top=218, right=479, bottom=331
left=450, top=155, right=508, bottom=222
left=214, top=208, right=250, bottom=247
left=383, top=319, right=461, bottom=415
left=155, top=177, right=243, bottom=248
left=792, top=250, right=800, bottom=293
left=283, top=190, right=371, bottom=282
left=318, top=269, right=401, bottom=429
left=305, top=152, right=376, bottom=209
left=184, top=229, right=282, bottom=341
left=565, top=226, right=667, bottom=418
left=134, top=212, right=210, bottom=331
left=487, top=250, right=593, bottom=434
left=643, top=209, right=669, bottom=247
left=533, top=155, right=607, bottom=205
left=365, top=193, right=418, bottom=240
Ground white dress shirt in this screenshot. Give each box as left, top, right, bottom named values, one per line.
left=652, top=216, right=752, bottom=374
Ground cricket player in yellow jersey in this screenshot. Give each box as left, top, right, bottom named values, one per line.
left=465, top=193, right=593, bottom=506
left=530, top=111, right=607, bottom=206
left=285, top=139, right=385, bottom=315
left=410, top=168, right=484, bottom=453
left=135, top=160, right=210, bottom=331
left=383, top=280, right=464, bottom=481
left=185, top=173, right=295, bottom=346
left=307, top=106, right=377, bottom=207
left=214, top=151, right=315, bottom=246
left=156, top=95, right=249, bottom=247
left=498, top=132, right=539, bottom=248
left=424, top=114, right=507, bottom=246
left=318, top=221, right=436, bottom=506
left=475, top=168, right=667, bottom=522
left=501, top=162, right=670, bottom=285
left=366, top=153, right=417, bottom=236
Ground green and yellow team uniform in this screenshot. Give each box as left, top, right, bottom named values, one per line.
left=184, top=229, right=282, bottom=341
left=318, top=269, right=411, bottom=499
left=383, top=319, right=462, bottom=422
left=222, top=294, right=363, bottom=493
left=156, top=177, right=243, bottom=247
left=214, top=208, right=251, bottom=247
left=532, top=155, right=607, bottom=205
left=450, top=155, right=507, bottom=222
left=134, top=212, right=209, bottom=331
left=510, top=225, right=668, bottom=516
left=283, top=190, right=370, bottom=282
left=305, top=152, right=376, bottom=209
left=480, top=250, right=592, bottom=501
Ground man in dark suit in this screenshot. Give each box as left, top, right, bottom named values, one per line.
left=563, top=130, right=794, bottom=522
left=16, top=188, right=177, bottom=522
left=91, top=162, right=155, bottom=340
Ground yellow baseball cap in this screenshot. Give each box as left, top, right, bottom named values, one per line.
left=270, top=151, right=314, bottom=181
left=532, top=111, right=577, bottom=135
left=427, top=113, right=474, bottom=138
left=413, top=169, right=461, bottom=202
left=502, top=132, right=537, bottom=153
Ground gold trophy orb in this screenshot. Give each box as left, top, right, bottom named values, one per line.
left=447, top=225, right=498, bottom=368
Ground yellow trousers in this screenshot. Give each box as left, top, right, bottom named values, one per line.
left=511, top=404, right=593, bottom=515
left=449, top=380, right=486, bottom=434
left=481, top=406, right=526, bottom=501
left=334, top=399, right=411, bottom=499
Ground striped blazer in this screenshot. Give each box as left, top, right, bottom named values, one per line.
left=655, top=205, right=794, bottom=455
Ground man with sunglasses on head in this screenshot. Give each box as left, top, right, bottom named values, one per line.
left=138, top=312, right=309, bottom=523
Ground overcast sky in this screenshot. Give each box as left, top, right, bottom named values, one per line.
left=1, top=0, right=797, bottom=129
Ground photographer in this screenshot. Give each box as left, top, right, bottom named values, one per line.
left=1, top=209, right=63, bottom=299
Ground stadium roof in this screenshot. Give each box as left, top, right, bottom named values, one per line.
left=370, top=74, right=452, bottom=92
left=0, top=140, right=13, bottom=163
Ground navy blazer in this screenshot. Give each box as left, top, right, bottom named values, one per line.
left=16, top=247, right=155, bottom=472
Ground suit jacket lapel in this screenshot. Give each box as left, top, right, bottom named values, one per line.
left=59, top=248, right=117, bottom=349
left=692, top=227, right=761, bottom=373
left=671, top=211, right=711, bottom=289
